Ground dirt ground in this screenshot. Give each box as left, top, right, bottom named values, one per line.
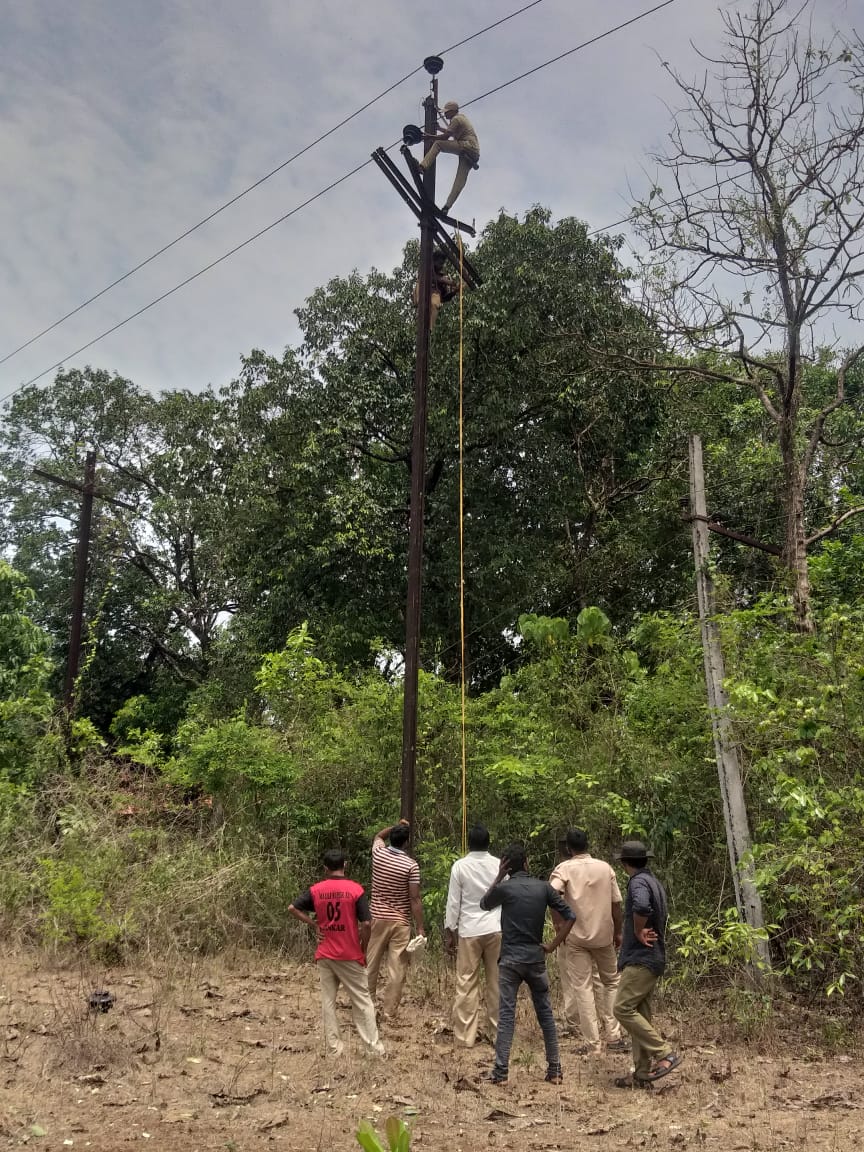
left=0, top=952, right=860, bottom=1151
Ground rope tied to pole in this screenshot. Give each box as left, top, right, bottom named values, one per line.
left=457, top=231, right=468, bottom=857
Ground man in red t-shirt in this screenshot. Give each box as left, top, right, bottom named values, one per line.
left=290, top=849, right=385, bottom=1057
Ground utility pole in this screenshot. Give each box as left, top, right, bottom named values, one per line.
left=688, top=434, right=771, bottom=969
left=372, top=60, right=480, bottom=833
left=65, top=450, right=97, bottom=709
left=33, top=452, right=136, bottom=714
left=400, top=66, right=440, bottom=829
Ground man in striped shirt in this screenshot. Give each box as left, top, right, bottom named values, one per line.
left=366, top=820, right=425, bottom=1019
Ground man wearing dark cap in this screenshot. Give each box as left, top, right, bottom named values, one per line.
left=612, top=842, right=682, bottom=1086
left=418, top=100, right=480, bottom=214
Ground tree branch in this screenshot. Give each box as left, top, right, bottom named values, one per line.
left=802, top=345, right=864, bottom=476
left=806, top=506, right=864, bottom=548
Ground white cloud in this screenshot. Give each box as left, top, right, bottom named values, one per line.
left=0, top=0, right=855, bottom=398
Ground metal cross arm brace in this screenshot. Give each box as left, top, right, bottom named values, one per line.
left=32, top=466, right=137, bottom=513
left=371, top=148, right=483, bottom=291
left=399, top=145, right=478, bottom=242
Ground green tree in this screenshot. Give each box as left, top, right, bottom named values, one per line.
left=0, top=370, right=250, bottom=726
left=0, top=561, right=57, bottom=782
left=237, top=208, right=674, bottom=681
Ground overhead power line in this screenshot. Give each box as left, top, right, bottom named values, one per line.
left=462, top=0, right=678, bottom=110
left=3, top=157, right=376, bottom=398
left=1, top=0, right=682, bottom=405
left=0, top=0, right=549, bottom=370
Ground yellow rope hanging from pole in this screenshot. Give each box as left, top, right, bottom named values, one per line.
left=457, top=232, right=468, bottom=857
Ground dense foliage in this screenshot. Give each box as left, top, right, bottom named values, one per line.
left=2, top=0, right=864, bottom=1007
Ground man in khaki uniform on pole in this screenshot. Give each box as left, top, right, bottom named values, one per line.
left=419, top=100, right=480, bottom=214
left=444, top=825, right=501, bottom=1047
left=550, top=829, right=628, bottom=1054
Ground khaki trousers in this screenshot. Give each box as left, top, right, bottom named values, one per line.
left=453, top=931, right=501, bottom=1046
left=413, top=283, right=443, bottom=331
left=317, top=958, right=384, bottom=1057
left=366, top=919, right=411, bottom=1016
left=419, top=139, right=479, bottom=211
left=613, top=964, right=671, bottom=1078
left=562, top=941, right=622, bottom=1046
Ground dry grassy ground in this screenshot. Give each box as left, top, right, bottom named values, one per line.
left=0, top=953, right=860, bottom=1151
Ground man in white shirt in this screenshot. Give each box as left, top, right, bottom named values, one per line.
left=444, top=825, right=501, bottom=1047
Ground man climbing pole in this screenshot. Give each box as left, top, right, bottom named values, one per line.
left=412, top=249, right=459, bottom=331
left=418, top=101, right=479, bottom=215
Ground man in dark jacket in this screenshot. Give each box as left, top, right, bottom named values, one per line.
left=479, top=844, right=575, bottom=1085
left=612, top=841, right=682, bottom=1086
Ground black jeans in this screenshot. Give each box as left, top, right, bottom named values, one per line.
left=493, top=960, right=560, bottom=1075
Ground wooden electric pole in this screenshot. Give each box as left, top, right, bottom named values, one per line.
left=65, top=450, right=97, bottom=709
left=399, top=72, right=440, bottom=828
left=33, top=452, right=136, bottom=714
left=688, top=434, right=771, bottom=968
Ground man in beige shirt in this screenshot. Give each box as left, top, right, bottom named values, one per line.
left=550, top=829, right=628, bottom=1054
left=418, top=100, right=480, bottom=214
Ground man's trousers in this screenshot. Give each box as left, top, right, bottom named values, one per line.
left=453, top=931, right=501, bottom=1046
left=560, top=940, right=622, bottom=1047
left=493, top=961, right=560, bottom=1077
left=366, top=919, right=411, bottom=1017
left=613, top=964, right=671, bottom=1079
left=317, top=958, right=384, bottom=1056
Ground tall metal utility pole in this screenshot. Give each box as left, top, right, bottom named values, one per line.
left=371, top=73, right=480, bottom=836
left=400, top=64, right=440, bottom=828
left=688, top=434, right=770, bottom=968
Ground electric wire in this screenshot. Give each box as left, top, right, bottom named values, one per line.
left=461, top=0, right=679, bottom=110
left=1, top=0, right=684, bottom=405
left=2, top=158, right=375, bottom=399
left=0, top=0, right=549, bottom=370
left=587, top=170, right=748, bottom=238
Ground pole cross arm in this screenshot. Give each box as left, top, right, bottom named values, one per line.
left=32, top=467, right=137, bottom=512
left=399, top=145, right=477, bottom=238
left=372, top=148, right=483, bottom=288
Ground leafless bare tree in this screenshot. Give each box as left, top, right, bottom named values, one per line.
left=632, top=0, right=864, bottom=630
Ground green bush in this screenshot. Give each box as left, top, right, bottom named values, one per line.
left=38, top=854, right=129, bottom=951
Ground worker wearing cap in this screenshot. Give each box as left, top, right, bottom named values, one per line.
left=612, top=841, right=682, bottom=1087
left=418, top=101, right=479, bottom=214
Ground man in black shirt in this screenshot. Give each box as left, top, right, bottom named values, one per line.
left=479, top=844, right=575, bottom=1085
left=612, top=841, right=682, bottom=1086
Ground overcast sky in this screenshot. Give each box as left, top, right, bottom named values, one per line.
left=0, top=0, right=855, bottom=399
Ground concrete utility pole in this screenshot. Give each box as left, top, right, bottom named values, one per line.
left=399, top=71, right=440, bottom=829
left=688, top=433, right=771, bottom=969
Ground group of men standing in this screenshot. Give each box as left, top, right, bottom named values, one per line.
left=289, top=821, right=681, bottom=1089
